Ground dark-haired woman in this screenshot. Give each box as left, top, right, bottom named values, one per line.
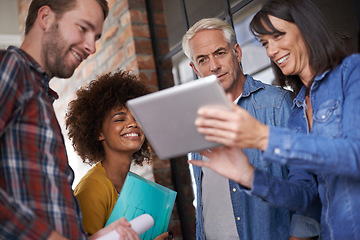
left=66, top=70, right=170, bottom=239
left=189, top=0, right=360, bottom=239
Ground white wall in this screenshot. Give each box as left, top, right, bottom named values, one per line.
left=0, top=0, right=21, bottom=49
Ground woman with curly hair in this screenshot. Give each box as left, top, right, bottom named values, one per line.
left=66, top=70, right=170, bottom=239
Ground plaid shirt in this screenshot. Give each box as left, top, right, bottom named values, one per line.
left=0, top=46, right=87, bottom=239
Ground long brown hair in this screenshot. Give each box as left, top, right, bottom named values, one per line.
left=249, top=0, right=348, bottom=94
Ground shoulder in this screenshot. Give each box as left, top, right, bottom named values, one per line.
left=341, top=54, right=360, bottom=72
left=335, top=53, right=360, bottom=73
left=0, top=48, right=23, bottom=81
left=261, top=82, right=291, bottom=97
left=0, top=47, right=37, bottom=92
left=74, top=163, right=113, bottom=197
left=249, top=78, right=293, bottom=108
left=335, top=54, right=360, bottom=84
left=0, top=47, right=28, bottom=69
left=342, top=53, right=360, bottom=64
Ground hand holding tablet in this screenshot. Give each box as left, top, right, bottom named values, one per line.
left=127, top=75, right=231, bottom=159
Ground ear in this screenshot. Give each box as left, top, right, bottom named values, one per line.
left=233, top=43, right=242, bottom=63
left=190, top=62, right=202, bottom=77
left=98, top=132, right=105, bottom=141
left=37, top=6, right=56, bottom=31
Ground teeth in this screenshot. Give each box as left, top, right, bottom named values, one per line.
left=277, top=55, right=289, bottom=64
left=123, top=133, right=139, bottom=137
left=72, top=50, right=82, bottom=61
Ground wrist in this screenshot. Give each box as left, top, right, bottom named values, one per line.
left=238, top=164, right=255, bottom=189
left=257, top=124, right=269, bottom=151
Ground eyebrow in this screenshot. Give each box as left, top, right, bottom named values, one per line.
left=112, top=112, right=127, bottom=118
left=195, top=47, right=227, bottom=61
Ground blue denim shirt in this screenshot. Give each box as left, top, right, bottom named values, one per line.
left=264, top=54, right=360, bottom=239
left=190, top=75, right=318, bottom=240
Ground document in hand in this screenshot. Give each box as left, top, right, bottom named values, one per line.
left=105, top=172, right=177, bottom=240
left=127, top=75, right=232, bottom=160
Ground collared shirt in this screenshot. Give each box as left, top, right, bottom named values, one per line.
left=264, top=54, right=360, bottom=239
left=0, top=46, right=87, bottom=239
left=190, top=75, right=318, bottom=240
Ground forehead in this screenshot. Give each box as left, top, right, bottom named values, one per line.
left=260, top=15, right=298, bottom=37
left=268, top=16, right=290, bottom=30
left=63, top=0, right=104, bottom=32
left=110, top=104, right=127, bottom=112
left=189, top=29, right=230, bottom=56
left=109, top=106, right=131, bottom=115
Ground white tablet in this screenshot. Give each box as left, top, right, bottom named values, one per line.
left=126, top=75, right=232, bottom=160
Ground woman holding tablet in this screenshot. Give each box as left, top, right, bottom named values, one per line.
left=190, top=0, right=360, bottom=239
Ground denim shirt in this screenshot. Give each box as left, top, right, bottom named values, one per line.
left=190, top=75, right=318, bottom=240
left=264, top=54, right=360, bottom=239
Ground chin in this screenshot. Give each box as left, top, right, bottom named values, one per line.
left=52, top=68, right=76, bottom=79
left=129, top=145, right=142, bottom=153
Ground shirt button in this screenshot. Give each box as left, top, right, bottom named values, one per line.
left=232, top=188, right=237, bottom=192
left=237, top=217, right=241, bottom=221
left=274, top=148, right=281, bottom=155
left=321, top=115, right=326, bottom=119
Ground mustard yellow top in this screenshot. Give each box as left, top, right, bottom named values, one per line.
left=74, top=162, right=118, bottom=235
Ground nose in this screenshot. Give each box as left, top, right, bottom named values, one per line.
left=127, top=119, right=139, bottom=128
left=84, top=35, right=96, bottom=55
left=209, top=56, right=221, bottom=72
left=266, top=41, right=278, bottom=59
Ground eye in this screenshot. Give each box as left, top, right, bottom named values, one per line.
left=198, top=58, right=208, bottom=64
left=113, top=116, right=126, bottom=122
left=95, top=34, right=101, bottom=41
left=260, top=41, right=268, bottom=48
left=215, top=52, right=224, bottom=57
left=78, top=25, right=87, bottom=32
left=114, top=119, right=125, bottom=122
left=274, top=33, right=284, bottom=39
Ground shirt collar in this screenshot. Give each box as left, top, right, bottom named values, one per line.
left=9, top=46, right=59, bottom=102
left=242, top=74, right=265, bottom=98
left=292, top=69, right=331, bottom=108
left=314, top=69, right=331, bottom=82
left=293, top=86, right=306, bottom=108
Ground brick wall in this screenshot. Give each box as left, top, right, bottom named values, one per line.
left=17, top=0, right=196, bottom=239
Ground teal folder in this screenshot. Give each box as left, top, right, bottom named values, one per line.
left=105, top=172, right=177, bottom=240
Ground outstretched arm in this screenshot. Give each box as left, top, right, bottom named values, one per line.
left=188, top=146, right=318, bottom=212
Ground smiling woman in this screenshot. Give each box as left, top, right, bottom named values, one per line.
left=189, top=0, right=360, bottom=239
left=65, top=69, right=153, bottom=235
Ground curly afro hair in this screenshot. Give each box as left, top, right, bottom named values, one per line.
left=66, top=70, right=152, bottom=166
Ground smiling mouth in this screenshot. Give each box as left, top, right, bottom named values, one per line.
left=71, top=49, right=82, bottom=62
left=122, top=133, right=140, bottom=137
left=277, top=54, right=289, bottom=64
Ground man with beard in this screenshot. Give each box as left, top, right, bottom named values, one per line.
left=0, top=0, right=139, bottom=239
